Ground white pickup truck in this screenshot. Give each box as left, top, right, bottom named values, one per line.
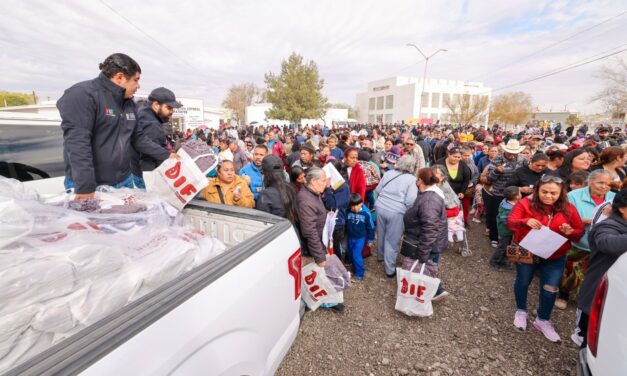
left=1, top=177, right=302, bottom=376
left=577, top=252, right=627, bottom=376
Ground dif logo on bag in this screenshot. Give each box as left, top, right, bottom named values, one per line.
left=400, top=278, right=426, bottom=303
left=164, top=161, right=199, bottom=204
left=303, top=269, right=328, bottom=301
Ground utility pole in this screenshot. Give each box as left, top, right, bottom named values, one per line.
left=406, top=44, right=447, bottom=122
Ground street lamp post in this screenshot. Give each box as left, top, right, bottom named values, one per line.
left=406, top=44, right=447, bottom=122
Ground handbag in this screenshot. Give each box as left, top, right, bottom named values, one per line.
left=506, top=214, right=553, bottom=264
left=505, top=243, right=538, bottom=265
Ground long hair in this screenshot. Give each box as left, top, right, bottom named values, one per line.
left=530, top=177, right=570, bottom=216
left=556, top=149, right=588, bottom=179
left=264, top=170, right=299, bottom=224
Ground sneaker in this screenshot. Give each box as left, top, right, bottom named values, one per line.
left=533, top=318, right=561, bottom=343
left=472, top=218, right=481, bottom=223
left=514, top=310, right=527, bottom=331
left=432, top=289, right=450, bottom=302
left=490, top=240, right=498, bottom=248
left=554, top=298, right=567, bottom=310
left=571, top=332, right=583, bottom=347
left=385, top=271, right=396, bottom=279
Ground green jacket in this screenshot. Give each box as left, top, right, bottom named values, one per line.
left=497, top=199, right=515, bottom=237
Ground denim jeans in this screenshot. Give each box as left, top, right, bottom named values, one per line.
left=347, top=237, right=366, bottom=278
left=64, top=174, right=134, bottom=192
left=132, top=174, right=146, bottom=189
left=514, top=256, right=567, bottom=320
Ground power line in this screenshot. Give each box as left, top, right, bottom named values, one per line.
left=98, top=0, right=219, bottom=87
left=489, top=46, right=627, bottom=93
left=472, top=10, right=627, bottom=81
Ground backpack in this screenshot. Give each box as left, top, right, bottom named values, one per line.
left=358, top=161, right=381, bottom=192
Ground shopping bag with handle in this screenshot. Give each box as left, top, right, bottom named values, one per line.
left=395, top=260, right=440, bottom=317
left=146, top=148, right=217, bottom=211
left=301, top=261, right=343, bottom=311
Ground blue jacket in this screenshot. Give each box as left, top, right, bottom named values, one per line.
left=330, top=147, right=344, bottom=160
left=346, top=205, right=375, bottom=241
left=322, top=183, right=350, bottom=227
left=58, top=73, right=169, bottom=193
left=239, top=162, right=263, bottom=200
left=568, top=187, right=616, bottom=251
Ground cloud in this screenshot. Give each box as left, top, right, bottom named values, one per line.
left=0, top=0, right=626, bottom=114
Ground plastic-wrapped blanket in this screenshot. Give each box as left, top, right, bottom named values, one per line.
left=0, top=178, right=227, bottom=373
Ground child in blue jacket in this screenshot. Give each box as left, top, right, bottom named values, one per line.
left=346, top=193, right=375, bottom=280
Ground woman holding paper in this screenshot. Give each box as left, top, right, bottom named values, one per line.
left=507, top=175, right=584, bottom=343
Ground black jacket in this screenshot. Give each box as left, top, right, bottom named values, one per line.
left=57, top=73, right=169, bottom=193
left=136, top=102, right=168, bottom=172
left=401, top=190, right=447, bottom=262
left=256, top=186, right=285, bottom=218
left=578, top=214, right=627, bottom=314
left=296, top=185, right=328, bottom=263
left=435, top=158, right=471, bottom=195
left=507, top=165, right=545, bottom=195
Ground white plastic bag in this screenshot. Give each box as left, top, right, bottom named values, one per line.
left=301, top=262, right=343, bottom=311
left=395, top=260, right=440, bottom=317
left=147, top=148, right=216, bottom=211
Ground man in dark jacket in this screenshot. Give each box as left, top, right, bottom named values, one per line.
left=576, top=191, right=627, bottom=347
left=131, top=87, right=182, bottom=188
left=57, top=53, right=174, bottom=199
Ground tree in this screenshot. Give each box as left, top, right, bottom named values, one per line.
left=566, top=113, right=581, bottom=126
left=264, top=52, right=328, bottom=123
left=592, top=58, right=627, bottom=114
left=0, top=90, right=37, bottom=107
left=222, top=83, right=265, bottom=124
left=488, top=92, right=533, bottom=127
left=330, top=103, right=359, bottom=119
left=443, top=93, right=489, bottom=125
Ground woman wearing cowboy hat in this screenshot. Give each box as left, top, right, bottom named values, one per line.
left=484, top=139, right=527, bottom=247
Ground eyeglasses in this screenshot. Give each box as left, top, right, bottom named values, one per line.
left=540, top=175, right=563, bottom=184
left=405, top=143, right=415, bottom=146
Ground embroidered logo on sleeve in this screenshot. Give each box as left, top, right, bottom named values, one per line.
left=125, top=112, right=136, bottom=121
left=104, top=107, right=116, bottom=117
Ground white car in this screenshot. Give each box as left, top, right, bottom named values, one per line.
left=577, top=252, right=627, bottom=376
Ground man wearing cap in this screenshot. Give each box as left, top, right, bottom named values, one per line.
left=131, top=87, right=183, bottom=188
left=527, top=134, right=544, bottom=155
left=57, top=53, right=177, bottom=199
left=292, top=142, right=317, bottom=171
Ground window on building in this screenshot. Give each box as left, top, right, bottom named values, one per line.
left=421, top=92, right=430, bottom=108
left=442, top=93, right=451, bottom=107
left=384, top=114, right=393, bottom=124
left=376, top=114, right=383, bottom=123
left=385, top=95, right=394, bottom=109
left=432, top=93, right=441, bottom=108
left=368, top=98, right=375, bottom=110
left=376, top=96, right=384, bottom=110
left=368, top=114, right=375, bottom=123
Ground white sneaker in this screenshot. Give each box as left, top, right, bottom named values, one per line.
left=571, top=331, right=583, bottom=347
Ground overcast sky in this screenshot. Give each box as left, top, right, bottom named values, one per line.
left=1, top=0, right=626, bottom=114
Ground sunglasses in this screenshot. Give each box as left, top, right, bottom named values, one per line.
left=405, top=143, right=415, bottom=146
left=540, top=175, right=564, bottom=184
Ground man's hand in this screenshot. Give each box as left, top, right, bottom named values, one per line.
left=74, top=192, right=95, bottom=200
left=169, top=153, right=180, bottom=160
left=520, top=186, right=533, bottom=194
left=495, top=165, right=505, bottom=174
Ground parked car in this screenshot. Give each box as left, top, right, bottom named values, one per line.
left=577, top=253, right=627, bottom=376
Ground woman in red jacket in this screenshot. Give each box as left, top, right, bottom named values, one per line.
left=507, top=175, right=584, bottom=343
left=344, top=147, right=366, bottom=201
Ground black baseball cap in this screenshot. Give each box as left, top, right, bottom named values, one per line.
left=262, top=155, right=283, bottom=173
left=148, top=87, right=183, bottom=108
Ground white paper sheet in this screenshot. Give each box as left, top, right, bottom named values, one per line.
left=322, top=164, right=345, bottom=190
left=322, top=211, right=337, bottom=248
left=519, top=226, right=568, bottom=259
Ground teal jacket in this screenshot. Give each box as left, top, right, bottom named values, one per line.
left=497, top=199, right=515, bottom=237
left=567, top=187, right=616, bottom=252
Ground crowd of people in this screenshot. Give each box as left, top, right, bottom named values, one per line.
left=176, top=119, right=627, bottom=345
left=58, top=54, right=627, bottom=350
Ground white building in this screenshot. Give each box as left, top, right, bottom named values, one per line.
left=355, top=76, right=491, bottom=126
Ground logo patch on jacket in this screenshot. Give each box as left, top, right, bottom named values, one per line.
left=104, top=107, right=116, bottom=117
left=125, top=112, right=136, bottom=121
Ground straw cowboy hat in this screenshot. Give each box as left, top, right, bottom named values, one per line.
left=501, top=139, right=526, bottom=154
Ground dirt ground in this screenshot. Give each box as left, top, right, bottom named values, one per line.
left=276, top=221, right=580, bottom=376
